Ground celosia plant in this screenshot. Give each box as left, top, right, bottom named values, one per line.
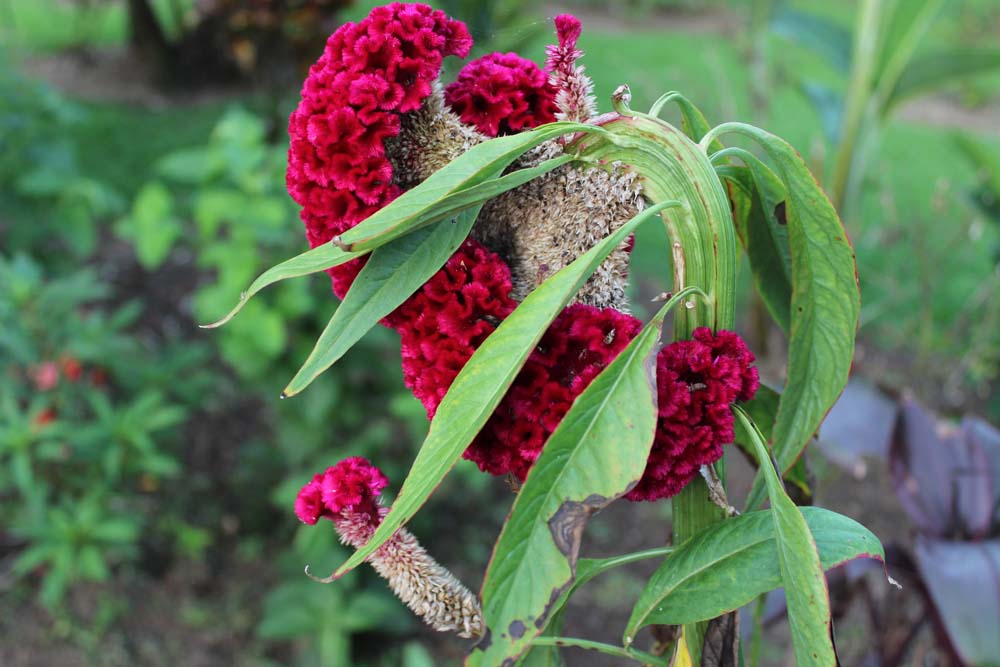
left=206, top=4, right=887, bottom=665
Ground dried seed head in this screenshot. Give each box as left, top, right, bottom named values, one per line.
left=475, top=144, right=644, bottom=311
left=296, top=459, right=483, bottom=638
left=389, top=90, right=644, bottom=312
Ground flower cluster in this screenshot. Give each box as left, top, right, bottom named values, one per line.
left=467, top=304, right=643, bottom=479
left=287, top=4, right=759, bottom=505
left=294, top=456, right=389, bottom=526
left=390, top=239, right=517, bottom=418
left=286, top=2, right=472, bottom=296
left=444, top=52, right=559, bottom=137
left=544, top=14, right=596, bottom=122
left=294, top=458, right=483, bottom=638
left=626, top=328, right=761, bottom=502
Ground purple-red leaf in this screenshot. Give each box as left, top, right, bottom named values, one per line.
left=817, top=380, right=897, bottom=477
left=889, top=398, right=995, bottom=538
left=915, top=538, right=1000, bottom=665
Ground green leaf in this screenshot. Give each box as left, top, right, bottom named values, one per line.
left=201, top=125, right=591, bottom=329
left=339, top=149, right=579, bottom=252
left=734, top=407, right=836, bottom=666
left=331, top=200, right=681, bottom=580
left=770, top=9, right=853, bottom=73
left=624, top=506, right=882, bottom=634
left=470, top=289, right=701, bottom=666
left=647, top=92, right=721, bottom=151
left=281, top=208, right=481, bottom=397
left=120, top=181, right=182, bottom=270
left=199, top=238, right=365, bottom=329
left=886, top=49, right=1000, bottom=112
left=716, top=158, right=792, bottom=332
left=738, top=385, right=812, bottom=510
left=704, top=123, right=859, bottom=481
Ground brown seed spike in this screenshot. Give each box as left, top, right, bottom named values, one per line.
left=387, top=89, right=644, bottom=313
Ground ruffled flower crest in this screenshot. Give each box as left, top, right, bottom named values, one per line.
left=295, top=458, right=483, bottom=638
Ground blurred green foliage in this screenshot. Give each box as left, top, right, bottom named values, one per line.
left=2, top=0, right=1000, bottom=662
left=0, top=254, right=207, bottom=608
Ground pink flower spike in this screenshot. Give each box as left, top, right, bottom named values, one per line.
left=544, top=13, right=596, bottom=122
left=554, top=14, right=582, bottom=50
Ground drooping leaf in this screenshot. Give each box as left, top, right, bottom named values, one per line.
left=647, top=92, right=721, bottom=151
left=470, top=289, right=700, bottom=667
left=202, top=124, right=595, bottom=328
left=886, top=49, right=1000, bottom=112
left=733, top=407, right=836, bottom=666
left=769, top=9, right=853, bottom=74
left=282, top=207, right=481, bottom=397
left=624, top=506, right=882, bottom=634
left=707, top=123, right=859, bottom=481
left=915, top=537, right=1000, bottom=666
left=332, top=200, right=681, bottom=579
left=735, top=384, right=812, bottom=508
left=341, top=151, right=578, bottom=252
left=717, top=159, right=792, bottom=333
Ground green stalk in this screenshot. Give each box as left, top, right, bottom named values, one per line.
left=828, top=0, right=882, bottom=217
left=531, top=637, right=670, bottom=666
left=571, top=87, right=738, bottom=662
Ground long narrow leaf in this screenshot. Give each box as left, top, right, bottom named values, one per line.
left=283, top=207, right=482, bottom=397
left=715, top=154, right=792, bottom=333
left=331, top=200, right=682, bottom=579
left=703, top=123, right=859, bottom=482
left=202, top=123, right=596, bottom=328
left=734, top=407, right=835, bottom=667
left=470, top=288, right=703, bottom=667
left=886, top=49, right=1000, bottom=112
left=624, top=506, right=882, bottom=635
left=343, top=152, right=577, bottom=252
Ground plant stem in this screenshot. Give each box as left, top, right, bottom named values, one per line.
left=828, top=0, right=882, bottom=217
left=532, top=636, right=670, bottom=666
left=749, top=593, right=765, bottom=667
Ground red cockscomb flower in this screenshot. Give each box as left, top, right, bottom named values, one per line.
left=626, top=327, right=760, bottom=502
left=294, top=458, right=483, bottom=637
left=466, top=304, right=643, bottom=479
left=287, top=2, right=472, bottom=297
left=445, top=52, right=558, bottom=137
left=294, top=456, right=388, bottom=525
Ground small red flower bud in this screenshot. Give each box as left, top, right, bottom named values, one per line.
left=59, top=355, right=83, bottom=382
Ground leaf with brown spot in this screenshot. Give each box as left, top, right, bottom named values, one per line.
left=467, top=289, right=702, bottom=666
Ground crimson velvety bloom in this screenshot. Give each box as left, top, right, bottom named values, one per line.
left=392, top=239, right=517, bottom=418
left=294, top=456, right=388, bottom=525
left=626, top=328, right=760, bottom=502
left=286, top=2, right=472, bottom=297
left=444, top=52, right=558, bottom=137
left=467, top=304, right=643, bottom=480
